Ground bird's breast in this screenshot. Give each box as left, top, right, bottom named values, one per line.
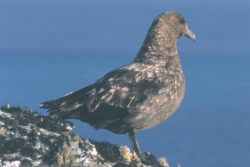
left=127, top=67, right=185, bottom=131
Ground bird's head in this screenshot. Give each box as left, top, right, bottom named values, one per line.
left=158, top=12, right=196, bottom=42
left=135, top=11, right=195, bottom=63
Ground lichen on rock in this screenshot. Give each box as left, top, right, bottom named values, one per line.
left=0, top=106, right=169, bottom=167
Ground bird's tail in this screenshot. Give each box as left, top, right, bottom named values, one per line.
left=40, top=99, right=81, bottom=119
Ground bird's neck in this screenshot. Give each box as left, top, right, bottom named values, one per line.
left=134, top=23, right=179, bottom=65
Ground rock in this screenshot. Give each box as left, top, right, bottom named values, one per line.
left=0, top=106, right=169, bottom=167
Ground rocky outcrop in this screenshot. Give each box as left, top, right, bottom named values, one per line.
left=0, top=106, right=169, bottom=167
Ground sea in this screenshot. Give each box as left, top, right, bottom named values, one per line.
left=0, top=49, right=249, bottom=167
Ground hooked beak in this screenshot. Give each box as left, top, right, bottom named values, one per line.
left=184, top=24, right=196, bottom=42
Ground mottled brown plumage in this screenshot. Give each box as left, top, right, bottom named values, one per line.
left=41, top=11, right=195, bottom=160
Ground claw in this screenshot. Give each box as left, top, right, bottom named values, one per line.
left=128, top=131, right=159, bottom=165
left=139, top=152, right=150, bottom=164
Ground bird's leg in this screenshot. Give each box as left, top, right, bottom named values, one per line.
left=128, top=130, right=141, bottom=157
left=128, top=131, right=151, bottom=164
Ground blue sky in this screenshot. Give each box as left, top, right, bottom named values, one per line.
left=1, top=0, right=249, bottom=55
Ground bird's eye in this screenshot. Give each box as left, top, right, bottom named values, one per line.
left=179, top=18, right=185, bottom=24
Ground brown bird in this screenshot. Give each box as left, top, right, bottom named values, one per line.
left=41, top=11, right=195, bottom=160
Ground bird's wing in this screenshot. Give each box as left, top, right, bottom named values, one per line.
left=41, top=63, right=163, bottom=119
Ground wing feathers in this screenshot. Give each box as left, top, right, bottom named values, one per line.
left=41, top=64, right=162, bottom=121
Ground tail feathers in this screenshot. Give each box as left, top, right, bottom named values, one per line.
left=40, top=100, right=82, bottom=120
left=40, top=99, right=62, bottom=110
left=49, top=109, right=78, bottom=119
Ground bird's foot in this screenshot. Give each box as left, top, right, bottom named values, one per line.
left=139, top=152, right=150, bottom=164
left=138, top=152, right=160, bottom=166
